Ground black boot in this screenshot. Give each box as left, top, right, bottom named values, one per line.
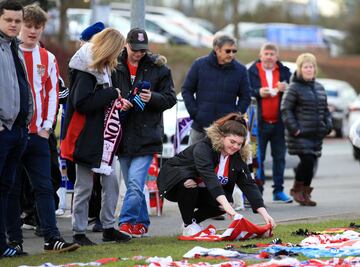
left=102, top=227, right=131, bottom=242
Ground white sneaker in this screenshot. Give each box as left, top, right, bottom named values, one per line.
left=55, top=209, right=65, bottom=216
left=182, top=222, right=203, bottom=236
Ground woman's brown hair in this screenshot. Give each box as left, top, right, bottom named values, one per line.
left=206, top=113, right=248, bottom=152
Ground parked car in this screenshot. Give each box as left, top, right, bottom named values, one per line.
left=317, top=78, right=358, bottom=137
left=110, top=4, right=214, bottom=48
left=348, top=94, right=360, bottom=160
left=161, top=94, right=189, bottom=164
left=221, top=22, right=344, bottom=56
left=66, top=8, right=168, bottom=44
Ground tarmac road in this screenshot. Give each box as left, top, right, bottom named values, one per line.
left=19, top=138, right=360, bottom=255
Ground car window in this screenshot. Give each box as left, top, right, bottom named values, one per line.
left=326, top=90, right=338, bottom=97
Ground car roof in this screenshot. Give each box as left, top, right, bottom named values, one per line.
left=317, top=78, right=353, bottom=91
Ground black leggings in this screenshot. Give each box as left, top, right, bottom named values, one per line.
left=295, top=154, right=318, bottom=186
left=166, top=182, right=224, bottom=225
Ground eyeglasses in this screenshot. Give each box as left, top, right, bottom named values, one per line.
left=224, top=49, right=237, bottom=54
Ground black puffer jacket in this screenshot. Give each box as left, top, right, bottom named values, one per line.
left=112, top=50, right=177, bottom=156
left=281, top=73, right=332, bottom=156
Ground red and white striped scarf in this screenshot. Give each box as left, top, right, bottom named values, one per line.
left=179, top=215, right=272, bottom=241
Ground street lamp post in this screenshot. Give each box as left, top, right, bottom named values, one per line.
left=90, top=0, right=110, bottom=25
left=130, top=0, right=145, bottom=29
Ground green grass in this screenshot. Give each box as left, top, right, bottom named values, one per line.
left=2, top=218, right=359, bottom=266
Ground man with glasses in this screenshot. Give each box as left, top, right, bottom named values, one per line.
left=248, top=43, right=292, bottom=203
left=113, top=28, right=176, bottom=238
left=182, top=33, right=251, bottom=145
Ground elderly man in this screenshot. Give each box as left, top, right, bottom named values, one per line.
left=248, top=43, right=292, bottom=203
left=182, top=32, right=251, bottom=145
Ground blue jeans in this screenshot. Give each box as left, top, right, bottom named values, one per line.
left=0, top=126, right=28, bottom=250
left=258, top=121, right=286, bottom=193
left=118, top=155, right=153, bottom=228
left=7, top=134, right=60, bottom=242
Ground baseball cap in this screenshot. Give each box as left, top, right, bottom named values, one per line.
left=80, top=21, right=105, bottom=42
left=126, top=28, right=149, bottom=51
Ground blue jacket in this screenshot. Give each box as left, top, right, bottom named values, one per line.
left=248, top=60, right=291, bottom=126
left=182, top=51, right=251, bottom=132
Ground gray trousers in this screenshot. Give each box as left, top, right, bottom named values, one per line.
left=72, top=160, right=119, bottom=234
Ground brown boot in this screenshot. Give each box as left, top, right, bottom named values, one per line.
left=290, top=181, right=305, bottom=205
left=302, top=186, right=317, bottom=206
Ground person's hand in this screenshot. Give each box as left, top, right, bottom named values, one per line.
left=115, top=98, right=123, bottom=109
left=294, top=129, right=301, bottom=136
left=38, top=129, right=50, bottom=139
left=140, top=89, right=151, bottom=103
left=260, top=87, right=271, bottom=98
left=277, top=81, right=287, bottom=92
left=183, top=179, right=197, bottom=188
left=257, top=207, right=276, bottom=228
left=225, top=211, right=241, bottom=220
left=263, top=213, right=276, bottom=228
left=115, top=88, right=122, bottom=98
left=121, top=99, right=133, bottom=111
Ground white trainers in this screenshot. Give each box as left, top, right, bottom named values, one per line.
left=55, top=209, right=65, bottom=216
left=182, top=221, right=203, bottom=236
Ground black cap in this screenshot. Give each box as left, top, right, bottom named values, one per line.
left=126, top=28, right=149, bottom=51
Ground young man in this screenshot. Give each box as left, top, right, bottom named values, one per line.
left=248, top=43, right=292, bottom=203
left=0, top=0, right=33, bottom=258
left=6, top=4, right=80, bottom=253
left=113, top=28, right=176, bottom=237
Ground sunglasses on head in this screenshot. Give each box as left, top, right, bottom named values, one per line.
left=224, top=49, right=237, bottom=54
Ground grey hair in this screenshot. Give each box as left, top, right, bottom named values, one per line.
left=260, top=42, right=279, bottom=54
left=213, top=32, right=236, bottom=49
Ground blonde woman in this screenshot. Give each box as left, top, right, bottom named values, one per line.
left=281, top=53, right=332, bottom=206
left=157, top=113, right=275, bottom=236
left=61, top=28, right=131, bottom=245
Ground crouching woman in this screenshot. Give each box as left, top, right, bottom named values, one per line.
left=157, top=113, right=275, bottom=236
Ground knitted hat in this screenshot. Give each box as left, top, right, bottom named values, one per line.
left=80, top=22, right=105, bottom=41
left=126, top=28, right=149, bottom=50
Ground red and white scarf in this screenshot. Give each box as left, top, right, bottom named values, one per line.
left=178, top=214, right=272, bottom=241
left=91, top=72, right=122, bottom=175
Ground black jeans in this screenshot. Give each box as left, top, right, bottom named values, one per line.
left=295, top=154, right=318, bottom=186
left=166, top=182, right=224, bottom=225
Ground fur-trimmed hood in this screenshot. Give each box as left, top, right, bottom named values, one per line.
left=69, top=42, right=109, bottom=85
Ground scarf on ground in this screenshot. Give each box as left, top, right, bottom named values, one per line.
left=69, top=43, right=122, bottom=175
left=178, top=214, right=272, bottom=241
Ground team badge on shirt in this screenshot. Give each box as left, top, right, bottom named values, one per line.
left=37, top=64, right=46, bottom=77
